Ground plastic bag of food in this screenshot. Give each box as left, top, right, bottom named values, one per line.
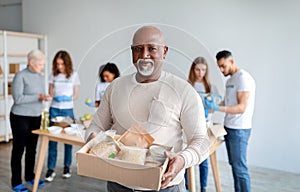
left=144, top=144, right=172, bottom=167
left=86, top=130, right=117, bottom=151
left=117, top=146, right=147, bottom=165
left=145, top=155, right=166, bottom=167
left=118, top=123, right=154, bottom=149
left=89, top=141, right=118, bottom=158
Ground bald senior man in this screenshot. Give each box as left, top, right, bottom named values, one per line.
left=85, top=26, right=210, bottom=192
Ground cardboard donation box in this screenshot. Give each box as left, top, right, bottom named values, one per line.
left=8, top=82, right=12, bottom=95
left=208, top=124, right=227, bottom=153
left=10, top=63, right=20, bottom=73
left=76, top=144, right=169, bottom=190
left=76, top=125, right=171, bottom=190
left=9, top=63, right=27, bottom=74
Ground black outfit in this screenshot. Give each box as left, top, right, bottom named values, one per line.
left=10, top=112, right=41, bottom=187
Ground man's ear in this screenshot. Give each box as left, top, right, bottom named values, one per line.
left=229, top=56, right=234, bottom=64
left=163, top=46, right=168, bottom=59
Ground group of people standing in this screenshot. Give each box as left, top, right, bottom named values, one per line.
left=9, top=50, right=80, bottom=192
left=184, top=50, right=255, bottom=192
left=9, top=25, right=255, bottom=192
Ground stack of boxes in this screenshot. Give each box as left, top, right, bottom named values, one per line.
left=1, top=63, right=27, bottom=95
left=7, top=63, right=21, bottom=95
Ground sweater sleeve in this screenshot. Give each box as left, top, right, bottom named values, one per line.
left=12, top=72, right=40, bottom=105
left=178, top=86, right=210, bottom=168
left=85, top=83, right=114, bottom=141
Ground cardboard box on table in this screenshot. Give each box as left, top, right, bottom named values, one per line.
left=208, top=124, right=227, bottom=153
left=76, top=143, right=169, bottom=190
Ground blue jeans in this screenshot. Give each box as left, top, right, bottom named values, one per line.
left=47, top=107, right=74, bottom=169
left=184, top=159, right=208, bottom=189
left=224, top=127, right=251, bottom=192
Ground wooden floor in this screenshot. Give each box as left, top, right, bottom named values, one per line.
left=1, top=140, right=300, bottom=192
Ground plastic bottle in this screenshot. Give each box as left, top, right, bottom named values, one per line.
left=41, top=101, right=50, bottom=132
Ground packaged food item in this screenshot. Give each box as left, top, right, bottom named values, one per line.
left=89, top=141, right=118, bottom=158
left=148, top=145, right=167, bottom=157
left=118, top=123, right=154, bottom=149
left=145, top=155, right=166, bottom=167
left=117, top=146, right=147, bottom=165
left=145, top=144, right=172, bottom=167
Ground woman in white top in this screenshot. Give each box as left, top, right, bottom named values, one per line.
left=185, top=56, right=218, bottom=192
left=94, top=63, right=120, bottom=107
left=45, top=50, right=80, bottom=182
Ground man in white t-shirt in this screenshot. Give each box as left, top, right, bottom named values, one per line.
left=205, top=50, right=255, bottom=192
left=85, top=26, right=210, bottom=192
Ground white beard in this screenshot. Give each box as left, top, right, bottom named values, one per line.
left=136, top=59, right=155, bottom=76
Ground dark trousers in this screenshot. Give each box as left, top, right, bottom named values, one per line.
left=107, top=180, right=185, bottom=192
left=10, top=112, right=41, bottom=187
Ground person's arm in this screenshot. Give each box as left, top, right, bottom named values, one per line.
left=179, top=87, right=210, bottom=168
left=49, top=83, right=54, bottom=97
left=12, top=72, right=42, bottom=104
left=72, top=72, right=80, bottom=100
left=85, top=83, right=113, bottom=142
left=161, top=86, right=210, bottom=188
left=219, top=91, right=249, bottom=114
left=72, top=85, right=79, bottom=100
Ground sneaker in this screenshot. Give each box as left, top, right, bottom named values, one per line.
left=62, top=166, right=71, bottom=178
left=45, top=169, right=56, bottom=182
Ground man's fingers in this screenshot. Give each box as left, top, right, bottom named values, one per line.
left=161, top=172, right=175, bottom=189
left=164, top=151, right=176, bottom=159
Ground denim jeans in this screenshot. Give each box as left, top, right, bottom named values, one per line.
left=47, top=107, right=74, bottom=169
left=107, top=180, right=185, bottom=192
left=224, top=127, right=251, bottom=192
left=184, top=159, right=208, bottom=189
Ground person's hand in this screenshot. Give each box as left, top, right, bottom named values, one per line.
left=86, top=132, right=96, bottom=144
left=204, top=107, right=209, bottom=118
left=38, top=94, right=45, bottom=100
left=204, top=97, right=220, bottom=111
left=38, top=94, right=52, bottom=101
left=85, top=131, right=107, bottom=149
left=44, top=95, right=53, bottom=101
left=54, top=95, right=72, bottom=102
left=161, top=151, right=185, bottom=189
left=85, top=99, right=95, bottom=107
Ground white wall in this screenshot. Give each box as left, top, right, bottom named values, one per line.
left=22, top=0, right=300, bottom=174
left=0, top=0, right=22, bottom=31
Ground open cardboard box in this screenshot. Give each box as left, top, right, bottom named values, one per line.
left=76, top=143, right=169, bottom=190
left=208, top=124, right=227, bottom=148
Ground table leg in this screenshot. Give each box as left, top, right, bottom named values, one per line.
left=187, top=166, right=196, bottom=192
left=32, top=135, right=48, bottom=192
left=210, top=151, right=221, bottom=192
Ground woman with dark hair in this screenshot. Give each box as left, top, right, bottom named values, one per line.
left=45, top=50, right=80, bottom=182
left=185, top=56, right=219, bottom=192
left=94, top=62, right=120, bottom=107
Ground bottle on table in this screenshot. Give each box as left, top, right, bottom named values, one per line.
left=41, top=101, right=50, bottom=132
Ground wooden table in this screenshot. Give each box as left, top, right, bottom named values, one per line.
left=187, top=139, right=224, bottom=192
left=32, top=129, right=85, bottom=192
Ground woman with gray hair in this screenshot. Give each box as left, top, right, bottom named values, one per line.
left=10, top=50, right=52, bottom=192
